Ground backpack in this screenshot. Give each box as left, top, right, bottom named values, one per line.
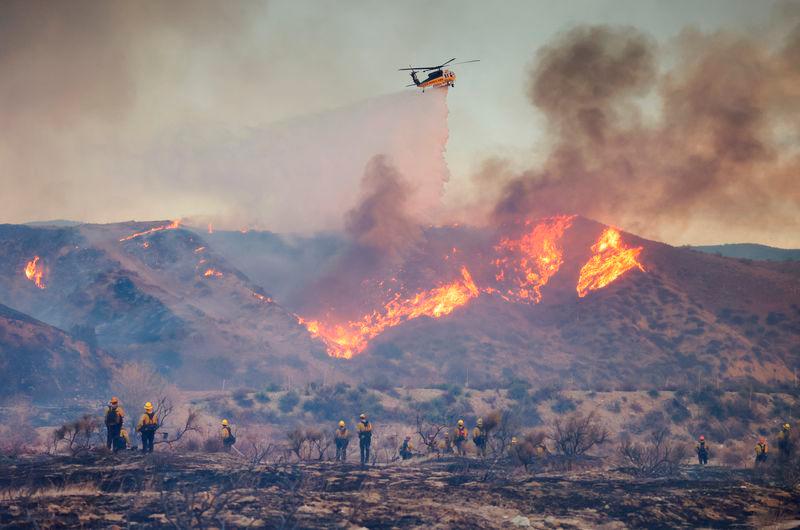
left=106, top=407, right=119, bottom=426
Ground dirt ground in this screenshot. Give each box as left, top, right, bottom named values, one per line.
left=0, top=452, right=798, bottom=529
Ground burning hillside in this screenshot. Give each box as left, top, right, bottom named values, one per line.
left=298, top=216, right=646, bottom=359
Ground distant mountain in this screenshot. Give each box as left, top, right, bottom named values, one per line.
left=691, top=243, right=800, bottom=261
left=24, top=220, right=84, bottom=228
left=0, top=302, right=114, bottom=401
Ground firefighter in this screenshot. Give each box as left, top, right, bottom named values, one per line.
left=777, top=423, right=793, bottom=460
left=399, top=436, right=414, bottom=460
left=696, top=435, right=709, bottom=465
left=334, top=420, right=349, bottom=462
left=104, top=397, right=125, bottom=450
left=755, top=437, right=769, bottom=466
left=472, top=418, right=487, bottom=458
left=438, top=431, right=452, bottom=456
left=454, top=419, right=468, bottom=456
left=136, top=402, right=159, bottom=454
left=220, top=419, right=236, bottom=452
left=356, top=413, right=373, bottom=465
left=113, top=427, right=131, bottom=452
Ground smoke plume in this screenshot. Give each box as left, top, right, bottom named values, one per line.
left=484, top=21, right=800, bottom=245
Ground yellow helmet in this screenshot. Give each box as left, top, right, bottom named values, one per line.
left=221, top=419, right=229, bottom=426
left=477, top=418, right=483, bottom=427
left=144, top=402, right=153, bottom=412
left=338, top=420, right=345, bottom=428
left=511, top=437, right=518, bottom=445
left=784, top=423, right=791, bottom=430
left=457, top=419, right=464, bottom=427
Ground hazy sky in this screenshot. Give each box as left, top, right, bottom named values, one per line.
left=1, top=0, right=798, bottom=246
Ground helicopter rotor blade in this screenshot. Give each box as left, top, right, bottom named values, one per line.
left=447, top=59, right=480, bottom=66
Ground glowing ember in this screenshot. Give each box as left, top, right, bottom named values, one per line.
left=492, top=215, right=574, bottom=303
left=251, top=291, right=274, bottom=304
left=24, top=256, right=46, bottom=289
left=302, top=266, right=480, bottom=359
left=119, top=219, right=181, bottom=242
left=576, top=228, right=645, bottom=297
left=203, top=268, right=223, bottom=278
left=194, top=246, right=206, bottom=253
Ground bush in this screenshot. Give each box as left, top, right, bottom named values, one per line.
left=550, top=411, right=608, bottom=463
left=507, top=380, right=530, bottom=401
left=550, top=396, right=577, bottom=414
left=278, top=391, right=300, bottom=413
left=254, top=392, right=271, bottom=404
left=647, top=389, right=660, bottom=399
left=619, top=429, right=686, bottom=476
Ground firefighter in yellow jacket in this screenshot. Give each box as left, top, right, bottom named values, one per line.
left=335, top=420, right=349, bottom=462
left=356, top=414, right=373, bottom=465
left=472, top=418, right=488, bottom=458
left=104, top=397, right=125, bottom=450
left=454, top=419, right=468, bottom=456
left=777, top=423, right=793, bottom=460
left=755, top=437, right=768, bottom=466
left=220, top=419, right=236, bottom=452
left=136, top=402, right=159, bottom=454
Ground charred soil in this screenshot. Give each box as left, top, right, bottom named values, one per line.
left=0, top=453, right=797, bottom=529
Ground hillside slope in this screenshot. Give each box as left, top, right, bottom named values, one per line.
left=0, top=223, right=336, bottom=389
left=0, top=303, right=114, bottom=401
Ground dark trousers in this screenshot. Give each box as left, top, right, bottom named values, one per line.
left=141, top=431, right=155, bottom=453
left=359, top=437, right=371, bottom=464
left=335, top=440, right=348, bottom=461
left=698, top=451, right=708, bottom=465
left=106, top=424, right=121, bottom=449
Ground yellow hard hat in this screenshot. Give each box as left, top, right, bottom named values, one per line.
left=144, top=402, right=153, bottom=412
left=477, top=418, right=483, bottom=426
left=457, top=419, right=464, bottom=427
left=110, top=396, right=119, bottom=405
left=784, top=423, right=791, bottom=430
left=511, top=437, right=518, bottom=445
left=338, top=420, right=345, bottom=428
left=221, top=419, right=229, bottom=426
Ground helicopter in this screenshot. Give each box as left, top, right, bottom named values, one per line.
left=399, top=58, right=479, bottom=91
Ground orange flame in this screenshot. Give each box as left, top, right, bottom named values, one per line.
left=302, top=266, right=480, bottom=359
left=119, top=219, right=181, bottom=242
left=251, top=291, right=274, bottom=304
left=492, top=215, right=574, bottom=303
left=207, top=223, right=213, bottom=234
left=24, top=256, right=46, bottom=289
left=194, top=246, right=206, bottom=253
left=576, top=228, right=645, bottom=297
left=203, top=268, right=223, bottom=278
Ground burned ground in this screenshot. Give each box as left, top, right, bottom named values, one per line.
left=0, top=452, right=797, bottom=529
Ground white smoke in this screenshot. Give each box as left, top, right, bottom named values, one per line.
left=144, top=90, right=450, bottom=233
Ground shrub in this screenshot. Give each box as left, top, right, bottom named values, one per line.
left=278, top=391, right=300, bottom=413
left=254, top=392, right=271, bottom=404
left=550, top=396, right=577, bottom=414
left=507, top=380, right=530, bottom=401
left=550, top=411, right=608, bottom=464
left=619, top=429, right=686, bottom=476
left=647, top=389, right=660, bottom=399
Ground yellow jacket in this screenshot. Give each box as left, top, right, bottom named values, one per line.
left=356, top=421, right=372, bottom=435
left=119, top=428, right=131, bottom=446
left=755, top=442, right=768, bottom=455
left=220, top=426, right=234, bottom=441
left=136, top=412, right=159, bottom=432
left=335, top=427, right=349, bottom=440
left=472, top=427, right=486, bottom=441
left=105, top=406, right=125, bottom=426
